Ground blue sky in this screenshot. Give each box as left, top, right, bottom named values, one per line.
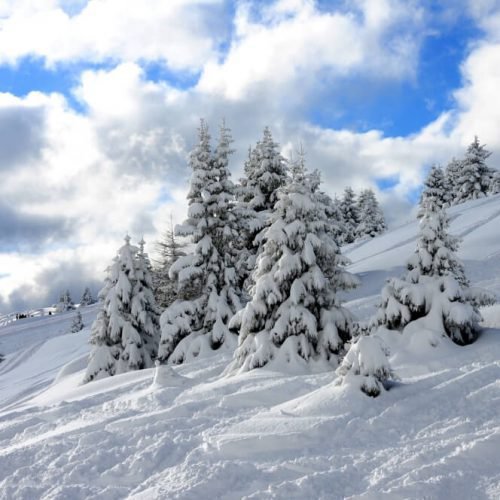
left=0, top=0, right=499, bottom=311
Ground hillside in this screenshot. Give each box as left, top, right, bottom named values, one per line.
left=1, top=197, right=500, bottom=499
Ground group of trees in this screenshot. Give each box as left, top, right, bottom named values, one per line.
left=56, top=287, right=96, bottom=313
left=336, top=186, right=386, bottom=244
left=427, top=137, right=497, bottom=207
left=85, top=123, right=495, bottom=398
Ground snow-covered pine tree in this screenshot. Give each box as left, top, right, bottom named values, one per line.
left=357, top=188, right=386, bottom=238
left=340, top=186, right=360, bottom=243
left=134, top=238, right=161, bottom=361
left=444, top=157, right=463, bottom=206
left=490, top=169, right=500, bottom=194
left=84, top=236, right=156, bottom=382
left=374, top=195, right=493, bottom=345
left=70, top=310, right=84, bottom=333
left=56, top=289, right=74, bottom=312
left=227, top=155, right=358, bottom=374
left=419, top=165, right=448, bottom=215
left=235, top=127, right=289, bottom=291
left=158, top=120, right=242, bottom=364
left=152, top=215, right=185, bottom=309
left=80, top=287, right=95, bottom=306
left=336, top=334, right=394, bottom=397
left=455, top=136, right=493, bottom=204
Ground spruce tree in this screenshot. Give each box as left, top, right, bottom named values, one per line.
left=158, top=120, right=242, bottom=364
left=227, top=156, right=358, bottom=374
left=444, top=157, right=463, bottom=206
left=84, top=236, right=158, bottom=382
left=374, top=197, right=493, bottom=345
left=235, top=127, right=289, bottom=291
left=340, top=186, right=360, bottom=243
left=357, top=188, right=386, bottom=238
left=419, top=165, right=448, bottom=214
left=70, top=310, right=84, bottom=333
left=490, top=170, right=500, bottom=194
left=455, top=137, right=493, bottom=203
left=56, top=289, right=74, bottom=312
left=152, top=215, right=185, bottom=309
left=80, top=287, right=95, bottom=306
left=336, top=334, right=394, bottom=397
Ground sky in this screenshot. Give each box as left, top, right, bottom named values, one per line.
left=1, top=0, right=500, bottom=313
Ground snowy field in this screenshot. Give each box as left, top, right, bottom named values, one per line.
left=1, top=197, right=500, bottom=499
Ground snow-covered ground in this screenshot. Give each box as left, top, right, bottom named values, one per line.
left=1, top=197, right=500, bottom=499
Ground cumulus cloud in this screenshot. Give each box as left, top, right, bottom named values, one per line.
left=198, top=0, right=424, bottom=99
left=0, top=0, right=226, bottom=70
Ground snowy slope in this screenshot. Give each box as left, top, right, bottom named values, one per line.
left=1, top=198, right=500, bottom=499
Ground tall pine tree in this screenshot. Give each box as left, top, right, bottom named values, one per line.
left=339, top=186, right=360, bottom=244
left=158, top=120, right=242, bottom=364
left=357, top=188, right=386, bottom=238
left=84, top=236, right=159, bottom=382
left=227, top=156, right=358, bottom=374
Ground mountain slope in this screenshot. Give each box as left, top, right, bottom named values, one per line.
left=1, top=197, right=500, bottom=499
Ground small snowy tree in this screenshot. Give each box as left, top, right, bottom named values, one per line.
left=80, top=287, right=95, bottom=306
left=152, top=215, right=185, bottom=309
left=227, top=156, right=358, bottom=374
left=340, top=187, right=360, bottom=244
left=84, top=236, right=158, bottom=383
left=490, top=170, right=500, bottom=194
left=419, top=165, right=448, bottom=213
left=70, top=310, right=84, bottom=333
left=455, top=137, right=493, bottom=204
left=158, top=120, right=242, bottom=364
left=56, top=289, right=74, bottom=312
left=336, top=334, right=394, bottom=397
left=357, top=188, right=386, bottom=238
left=444, top=157, right=463, bottom=206
left=374, top=196, right=493, bottom=346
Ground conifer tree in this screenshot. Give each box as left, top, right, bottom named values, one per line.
left=444, top=157, right=463, bottom=206
left=153, top=215, right=185, bottom=309
left=340, top=186, right=360, bottom=243
left=70, top=310, right=84, bottom=333
left=235, top=127, right=289, bottom=291
left=227, top=156, right=358, bottom=374
left=56, top=289, right=74, bottom=312
left=374, top=196, right=493, bottom=345
left=158, top=120, right=242, bottom=364
left=336, top=334, right=394, bottom=397
left=419, top=165, right=448, bottom=214
left=80, top=287, right=95, bottom=306
left=84, top=236, right=158, bottom=382
left=357, top=188, right=386, bottom=238
left=455, top=136, right=493, bottom=203
left=490, top=170, right=500, bottom=194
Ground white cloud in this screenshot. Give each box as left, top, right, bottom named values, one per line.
left=0, top=0, right=224, bottom=70
left=197, top=0, right=423, bottom=99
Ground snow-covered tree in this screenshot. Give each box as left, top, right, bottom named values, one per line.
left=357, top=188, right=386, bottom=238
left=455, top=137, right=493, bottom=204
left=158, top=120, right=242, bottom=364
left=490, top=169, right=500, bottom=194
left=56, top=289, right=74, bottom=312
left=340, top=187, right=360, bottom=244
left=227, top=156, right=358, bottom=374
left=152, top=215, right=185, bottom=309
left=336, top=334, right=394, bottom=397
left=444, top=157, right=463, bottom=205
left=374, top=197, right=494, bottom=345
left=235, top=127, right=289, bottom=290
left=70, top=310, right=84, bottom=333
left=419, top=165, right=448, bottom=213
left=80, top=287, right=95, bottom=306
left=84, top=236, right=158, bottom=382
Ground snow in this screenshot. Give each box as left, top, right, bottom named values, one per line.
left=1, top=197, right=500, bottom=498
